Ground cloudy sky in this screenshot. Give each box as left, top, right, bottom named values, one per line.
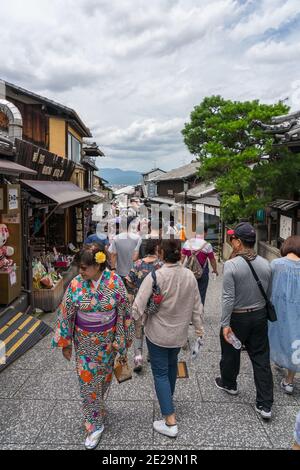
left=1, top=0, right=300, bottom=172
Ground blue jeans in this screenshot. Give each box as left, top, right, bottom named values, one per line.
left=146, top=338, right=180, bottom=416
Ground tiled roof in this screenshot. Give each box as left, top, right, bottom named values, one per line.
left=178, top=182, right=215, bottom=198
left=269, top=199, right=300, bottom=211
left=194, top=196, right=220, bottom=207
left=3, top=79, right=92, bottom=137
left=149, top=161, right=200, bottom=182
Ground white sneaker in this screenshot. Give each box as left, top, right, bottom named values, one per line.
left=280, top=379, right=294, bottom=395
left=153, top=420, right=178, bottom=438
left=84, top=426, right=104, bottom=450
left=133, top=355, right=143, bottom=373
left=255, top=405, right=272, bottom=420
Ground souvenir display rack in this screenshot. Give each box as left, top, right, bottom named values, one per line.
left=0, top=184, right=22, bottom=305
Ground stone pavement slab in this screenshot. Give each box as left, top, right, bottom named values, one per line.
left=153, top=401, right=273, bottom=449
left=0, top=369, right=34, bottom=398
left=0, top=399, right=55, bottom=445
left=14, top=370, right=80, bottom=400
left=107, top=373, right=156, bottom=401
left=36, top=400, right=85, bottom=445
left=9, top=342, right=76, bottom=372
left=258, top=405, right=299, bottom=449
left=99, top=401, right=154, bottom=448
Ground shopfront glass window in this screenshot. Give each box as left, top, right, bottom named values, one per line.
left=68, top=132, right=82, bottom=164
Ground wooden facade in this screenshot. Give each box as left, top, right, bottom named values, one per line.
left=157, top=180, right=185, bottom=198
left=4, top=82, right=91, bottom=160
left=14, top=139, right=76, bottom=181
left=9, top=98, right=48, bottom=148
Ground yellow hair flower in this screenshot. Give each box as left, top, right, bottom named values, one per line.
left=95, top=251, right=106, bottom=264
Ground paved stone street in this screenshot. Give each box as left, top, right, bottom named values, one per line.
left=0, top=267, right=299, bottom=450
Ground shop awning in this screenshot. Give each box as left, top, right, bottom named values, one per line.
left=20, top=180, right=92, bottom=209
left=269, top=199, right=300, bottom=211
left=0, top=159, right=37, bottom=176
left=89, top=192, right=105, bottom=204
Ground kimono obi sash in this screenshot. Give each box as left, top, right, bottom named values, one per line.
left=75, top=308, right=117, bottom=332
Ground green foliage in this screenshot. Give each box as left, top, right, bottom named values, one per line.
left=182, top=95, right=299, bottom=223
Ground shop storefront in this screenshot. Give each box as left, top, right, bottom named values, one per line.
left=0, top=157, right=53, bottom=372
left=21, top=179, right=93, bottom=312
left=0, top=159, right=37, bottom=307
left=258, top=199, right=300, bottom=261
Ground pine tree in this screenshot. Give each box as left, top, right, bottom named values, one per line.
left=182, top=96, right=299, bottom=223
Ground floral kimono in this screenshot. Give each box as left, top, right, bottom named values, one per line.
left=52, top=269, right=133, bottom=434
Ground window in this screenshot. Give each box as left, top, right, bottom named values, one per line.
left=68, top=132, right=82, bottom=164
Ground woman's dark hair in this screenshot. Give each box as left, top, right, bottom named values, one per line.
left=144, top=238, right=159, bottom=256
left=80, top=242, right=108, bottom=270
left=160, top=238, right=181, bottom=263
left=280, top=235, right=300, bottom=258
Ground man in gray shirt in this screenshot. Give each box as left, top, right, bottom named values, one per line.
left=215, top=222, right=274, bottom=420
left=109, top=217, right=142, bottom=278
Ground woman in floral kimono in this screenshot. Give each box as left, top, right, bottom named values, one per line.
left=52, top=243, right=133, bottom=450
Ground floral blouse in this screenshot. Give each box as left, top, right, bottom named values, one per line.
left=125, top=259, right=164, bottom=294
left=52, top=269, right=134, bottom=356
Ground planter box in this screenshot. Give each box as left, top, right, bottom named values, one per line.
left=33, top=277, right=64, bottom=313
left=0, top=267, right=21, bottom=306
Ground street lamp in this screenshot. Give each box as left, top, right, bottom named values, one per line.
left=183, top=179, right=189, bottom=227
left=183, top=180, right=189, bottom=204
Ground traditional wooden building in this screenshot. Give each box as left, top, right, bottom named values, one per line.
left=0, top=135, right=53, bottom=372
left=143, top=161, right=219, bottom=237
left=253, top=111, right=300, bottom=261
left=148, top=161, right=200, bottom=201
left=142, top=168, right=166, bottom=198
left=0, top=80, right=108, bottom=370
left=0, top=80, right=105, bottom=307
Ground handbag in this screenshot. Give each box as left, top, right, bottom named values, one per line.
left=241, top=257, right=277, bottom=322
left=145, top=270, right=164, bottom=316
left=113, top=355, right=132, bottom=384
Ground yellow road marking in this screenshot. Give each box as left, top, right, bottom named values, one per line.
left=7, top=312, right=24, bottom=326
left=27, top=321, right=41, bottom=335
left=3, top=317, right=33, bottom=345
left=0, top=312, right=23, bottom=335
left=6, top=321, right=41, bottom=357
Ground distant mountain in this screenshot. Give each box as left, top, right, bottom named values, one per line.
left=99, top=168, right=143, bottom=185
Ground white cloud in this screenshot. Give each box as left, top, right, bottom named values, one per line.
left=230, top=0, right=300, bottom=40
left=0, top=0, right=300, bottom=171
left=247, top=40, right=300, bottom=63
